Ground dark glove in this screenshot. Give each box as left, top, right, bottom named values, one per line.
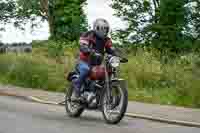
left=80, top=45, right=91, bottom=54
left=90, top=49, right=96, bottom=55
left=106, top=46, right=117, bottom=56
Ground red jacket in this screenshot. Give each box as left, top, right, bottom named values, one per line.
left=79, top=30, right=114, bottom=63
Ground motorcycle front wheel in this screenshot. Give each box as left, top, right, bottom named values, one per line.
left=65, top=84, right=84, bottom=118
left=101, top=81, right=128, bottom=124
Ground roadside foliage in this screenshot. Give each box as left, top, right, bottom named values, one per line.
left=0, top=0, right=200, bottom=108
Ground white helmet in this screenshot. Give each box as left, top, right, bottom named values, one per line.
left=93, top=18, right=110, bottom=39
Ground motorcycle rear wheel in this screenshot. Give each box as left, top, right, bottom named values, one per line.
left=65, top=84, right=84, bottom=118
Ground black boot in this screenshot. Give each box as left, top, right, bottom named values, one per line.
left=71, top=91, right=81, bottom=102
left=71, top=79, right=83, bottom=102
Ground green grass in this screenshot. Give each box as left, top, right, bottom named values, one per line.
left=0, top=52, right=67, bottom=92
left=1, top=40, right=200, bottom=108
left=121, top=49, right=200, bottom=107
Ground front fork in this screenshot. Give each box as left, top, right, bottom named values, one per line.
left=105, top=68, right=112, bottom=103
left=105, top=66, right=118, bottom=97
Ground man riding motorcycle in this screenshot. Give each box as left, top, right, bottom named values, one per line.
left=71, top=18, right=116, bottom=101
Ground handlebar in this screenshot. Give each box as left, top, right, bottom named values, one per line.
left=106, top=54, right=128, bottom=63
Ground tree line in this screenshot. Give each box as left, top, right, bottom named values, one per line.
left=1, top=0, right=199, bottom=51
left=111, top=0, right=200, bottom=51
left=0, top=0, right=88, bottom=41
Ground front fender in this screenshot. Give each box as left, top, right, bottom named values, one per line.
left=111, top=78, right=127, bottom=88
left=111, top=78, right=125, bottom=82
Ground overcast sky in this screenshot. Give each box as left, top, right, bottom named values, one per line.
left=0, top=0, right=124, bottom=43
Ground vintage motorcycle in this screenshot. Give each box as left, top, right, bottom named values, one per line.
left=65, top=51, right=128, bottom=124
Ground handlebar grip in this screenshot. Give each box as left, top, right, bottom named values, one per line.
left=120, top=58, right=128, bottom=63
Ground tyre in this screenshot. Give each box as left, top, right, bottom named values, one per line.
left=65, top=84, right=84, bottom=118
left=101, top=81, right=128, bottom=124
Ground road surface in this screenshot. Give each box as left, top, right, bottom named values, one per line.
left=0, top=96, right=199, bottom=133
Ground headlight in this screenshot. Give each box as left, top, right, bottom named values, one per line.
left=109, top=56, right=120, bottom=67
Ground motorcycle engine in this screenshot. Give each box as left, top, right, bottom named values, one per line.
left=82, top=92, right=97, bottom=108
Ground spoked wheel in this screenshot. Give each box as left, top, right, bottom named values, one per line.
left=101, top=81, right=128, bottom=124
left=65, top=84, right=84, bottom=118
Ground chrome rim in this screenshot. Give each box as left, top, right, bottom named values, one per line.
left=103, top=86, right=124, bottom=121
left=66, top=90, right=81, bottom=113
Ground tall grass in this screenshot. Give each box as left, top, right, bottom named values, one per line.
left=0, top=53, right=67, bottom=92
left=1, top=41, right=200, bottom=108
left=0, top=41, right=77, bottom=92
left=121, top=48, right=200, bottom=107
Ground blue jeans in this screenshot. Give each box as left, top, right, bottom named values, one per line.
left=73, top=61, right=90, bottom=95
